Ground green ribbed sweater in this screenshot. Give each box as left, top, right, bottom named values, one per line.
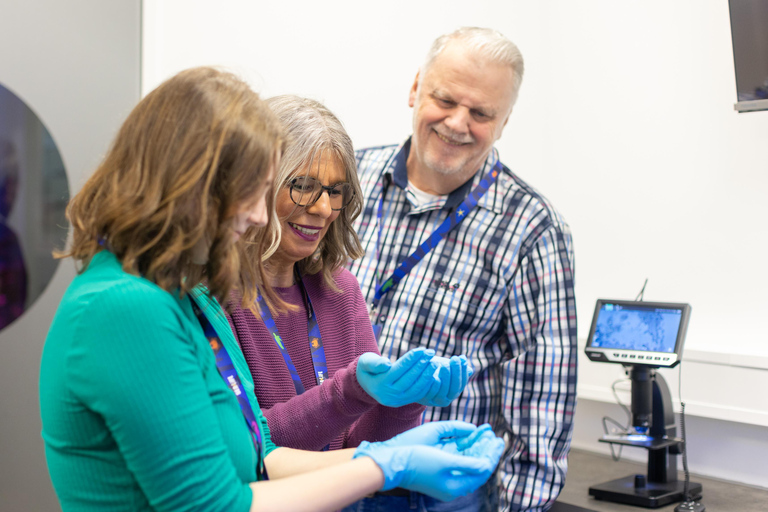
left=39, top=251, right=275, bottom=512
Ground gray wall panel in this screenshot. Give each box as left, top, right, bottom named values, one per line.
left=0, top=2, right=140, bottom=509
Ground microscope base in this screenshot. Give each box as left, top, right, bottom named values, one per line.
left=589, top=475, right=702, bottom=509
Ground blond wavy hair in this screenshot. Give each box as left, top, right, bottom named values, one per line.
left=58, top=66, right=284, bottom=307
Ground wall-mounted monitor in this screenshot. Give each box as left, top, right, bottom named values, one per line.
left=729, top=0, right=768, bottom=113
left=584, top=299, right=692, bottom=368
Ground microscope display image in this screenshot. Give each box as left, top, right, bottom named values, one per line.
left=592, top=305, right=681, bottom=353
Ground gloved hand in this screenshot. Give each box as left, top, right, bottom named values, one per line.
left=374, top=421, right=503, bottom=460
left=356, top=348, right=439, bottom=407
left=373, top=420, right=478, bottom=449
left=353, top=421, right=505, bottom=501
left=418, top=355, right=473, bottom=407
left=435, top=423, right=503, bottom=459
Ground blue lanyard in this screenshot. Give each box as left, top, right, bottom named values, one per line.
left=255, top=273, right=328, bottom=396
left=372, top=159, right=503, bottom=309
left=190, top=300, right=269, bottom=481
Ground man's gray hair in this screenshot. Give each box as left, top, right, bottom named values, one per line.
left=423, top=27, right=525, bottom=106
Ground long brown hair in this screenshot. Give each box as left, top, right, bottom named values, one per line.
left=58, top=67, right=283, bottom=306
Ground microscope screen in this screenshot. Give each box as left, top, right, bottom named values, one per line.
left=591, top=303, right=682, bottom=353
left=585, top=299, right=691, bottom=367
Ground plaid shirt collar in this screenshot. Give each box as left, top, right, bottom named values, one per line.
left=383, top=137, right=504, bottom=215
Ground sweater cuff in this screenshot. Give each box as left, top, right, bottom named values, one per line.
left=345, top=355, right=381, bottom=406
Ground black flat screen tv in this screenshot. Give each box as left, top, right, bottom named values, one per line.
left=729, top=0, right=768, bottom=112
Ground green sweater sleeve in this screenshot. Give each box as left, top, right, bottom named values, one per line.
left=191, top=285, right=277, bottom=456
left=62, top=280, right=254, bottom=511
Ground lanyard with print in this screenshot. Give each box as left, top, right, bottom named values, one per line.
left=190, top=300, right=269, bottom=481
left=255, top=272, right=328, bottom=395
left=369, top=160, right=503, bottom=334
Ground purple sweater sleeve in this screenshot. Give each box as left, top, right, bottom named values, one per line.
left=260, top=356, right=375, bottom=451
left=228, top=269, right=423, bottom=451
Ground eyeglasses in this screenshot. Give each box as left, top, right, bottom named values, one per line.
left=288, top=176, right=354, bottom=211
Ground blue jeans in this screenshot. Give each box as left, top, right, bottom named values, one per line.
left=341, top=479, right=498, bottom=512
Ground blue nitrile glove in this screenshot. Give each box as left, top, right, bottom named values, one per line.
left=373, top=420, right=478, bottom=449
left=439, top=423, right=505, bottom=460
left=418, top=355, right=473, bottom=407
left=353, top=423, right=504, bottom=501
left=355, top=444, right=494, bottom=501
left=375, top=421, right=504, bottom=464
left=356, top=348, right=439, bottom=407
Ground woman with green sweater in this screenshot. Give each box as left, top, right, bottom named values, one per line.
left=38, top=66, right=503, bottom=512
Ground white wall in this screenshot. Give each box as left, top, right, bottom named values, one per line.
left=143, top=0, right=768, bottom=357
left=142, top=0, right=545, bottom=153
left=143, top=0, right=768, bottom=488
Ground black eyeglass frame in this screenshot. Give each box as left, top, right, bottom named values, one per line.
left=287, top=177, right=355, bottom=211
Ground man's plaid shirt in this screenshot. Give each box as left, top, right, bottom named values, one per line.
left=349, top=139, right=578, bottom=512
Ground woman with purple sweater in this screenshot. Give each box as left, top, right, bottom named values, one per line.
left=226, top=96, right=472, bottom=454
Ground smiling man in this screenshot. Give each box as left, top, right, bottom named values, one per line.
left=348, top=27, right=578, bottom=512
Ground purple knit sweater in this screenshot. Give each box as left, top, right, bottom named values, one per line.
left=227, top=268, right=424, bottom=451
